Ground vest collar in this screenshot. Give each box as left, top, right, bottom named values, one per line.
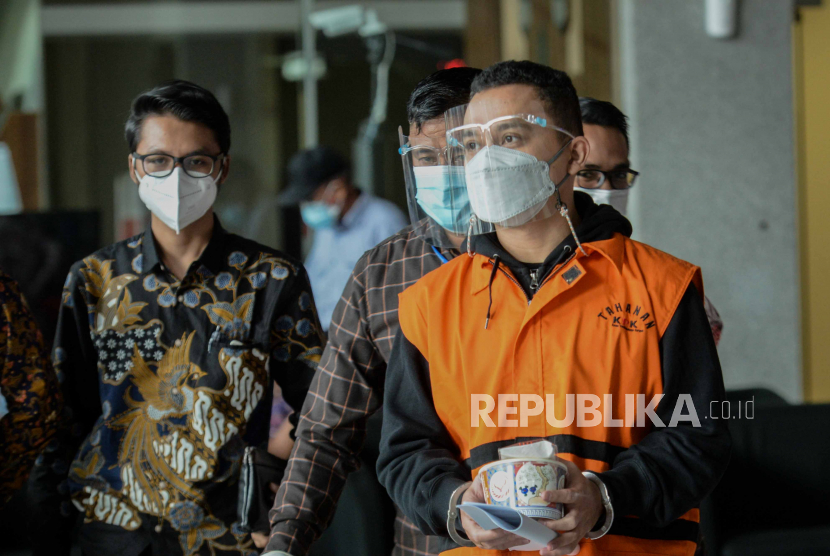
left=470, top=233, right=626, bottom=296
left=580, top=233, right=626, bottom=274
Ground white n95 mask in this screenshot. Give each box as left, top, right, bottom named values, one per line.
left=138, top=167, right=219, bottom=234
left=465, top=142, right=572, bottom=227
left=574, top=186, right=630, bottom=216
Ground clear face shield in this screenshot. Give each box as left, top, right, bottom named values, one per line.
left=445, top=101, right=575, bottom=235
left=399, top=123, right=487, bottom=248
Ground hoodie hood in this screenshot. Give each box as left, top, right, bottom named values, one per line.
left=470, top=191, right=632, bottom=303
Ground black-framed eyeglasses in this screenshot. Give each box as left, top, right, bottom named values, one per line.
left=132, top=152, right=225, bottom=179
left=576, top=168, right=639, bottom=190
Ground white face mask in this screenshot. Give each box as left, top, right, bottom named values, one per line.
left=465, top=142, right=572, bottom=226
left=574, top=186, right=630, bottom=216
left=138, top=167, right=219, bottom=234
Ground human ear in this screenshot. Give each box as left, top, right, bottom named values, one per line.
left=566, top=136, right=590, bottom=175
left=330, top=178, right=349, bottom=204
left=217, top=156, right=231, bottom=186
left=128, top=154, right=140, bottom=185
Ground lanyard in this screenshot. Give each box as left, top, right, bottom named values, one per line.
left=431, top=245, right=449, bottom=265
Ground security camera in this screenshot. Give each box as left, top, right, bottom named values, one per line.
left=358, top=10, right=387, bottom=37
left=309, top=5, right=387, bottom=38
left=706, top=0, right=739, bottom=39
left=309, top=5, right=366, bottom=37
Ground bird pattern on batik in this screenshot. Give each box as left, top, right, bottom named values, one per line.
left=52, top=222, right=324, bottom=556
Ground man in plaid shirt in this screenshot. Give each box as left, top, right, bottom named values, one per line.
left=263, top=67, right=482, bottom=556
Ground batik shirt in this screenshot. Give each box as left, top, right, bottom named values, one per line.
left=0, top=271, right=61, bottom=506
left=53, top=218, right=324, bottom=555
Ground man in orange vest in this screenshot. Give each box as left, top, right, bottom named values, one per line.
left=377, top=61, right=730, bottom=556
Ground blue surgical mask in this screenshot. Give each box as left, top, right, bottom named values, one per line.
left=414, top=166, right=471, bottom=234
left=300, top=201, right=340, bottom=229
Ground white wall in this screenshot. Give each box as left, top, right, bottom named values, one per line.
left=618, top=0, right=802, bottom=401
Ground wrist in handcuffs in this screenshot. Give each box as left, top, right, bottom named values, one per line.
left=450, top=475, right=611, bottom=543
left=448, top=481, right=475, bottom=547
left=582, top=471, right=614, bottom=539
left=591, top=508, right=607, bottom=532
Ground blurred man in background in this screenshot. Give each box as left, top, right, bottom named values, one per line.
left=264, top=66, right=482, bottom=556
left=31, top=80, right=324, bottom=556
left=0, top=270, right=61, bottom=508
left=574, top=97, right=723, bottom=343
left=277, top=147, right=407, bottom=332
left=572, top=97, right=637, bottom=217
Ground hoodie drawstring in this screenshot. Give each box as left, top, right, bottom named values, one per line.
left=485, top=255, right=501, bottom=330
left=555, top=189, right=588, bottom=256
left=467, top=215, right=477, bottom=258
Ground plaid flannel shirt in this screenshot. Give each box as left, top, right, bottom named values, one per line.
left=266, top=226, right=456, bottom=556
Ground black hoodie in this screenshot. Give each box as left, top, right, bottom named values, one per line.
left=377, top=194, right=729, bottom=548
left=472, top=192, right=632, bottom=302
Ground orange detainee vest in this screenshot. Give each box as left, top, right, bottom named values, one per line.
left=398, top=233, right=703, bottom=556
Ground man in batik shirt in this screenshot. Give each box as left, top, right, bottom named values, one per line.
left=0, top=270, right=61, bottom=507
left=35, top=80, right=324, bottom=556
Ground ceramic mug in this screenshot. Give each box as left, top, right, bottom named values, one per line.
left=479, top=458, right=568, bottom=520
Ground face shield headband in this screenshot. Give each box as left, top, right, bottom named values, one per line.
left=444, top=109, right=588, bottom=258
left=399, top=125, right=490, bottom=248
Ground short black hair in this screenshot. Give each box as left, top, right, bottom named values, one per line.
left=579, top=97, right=629, bottom=146
left=406, top=67, right=482, bottom=132
left=471, top=60, right=583, bottom=137
left=125, top=80, right=231, bottom=154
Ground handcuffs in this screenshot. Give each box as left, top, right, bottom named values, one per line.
left=446, top=473, right=614, bottom=546
left=447, top=481, right=475, bottom=547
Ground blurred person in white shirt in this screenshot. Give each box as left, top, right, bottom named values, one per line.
left=278, top=147, right=407, bottom=332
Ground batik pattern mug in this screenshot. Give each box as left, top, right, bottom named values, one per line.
left=480, top=458, right=568, bottom=520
